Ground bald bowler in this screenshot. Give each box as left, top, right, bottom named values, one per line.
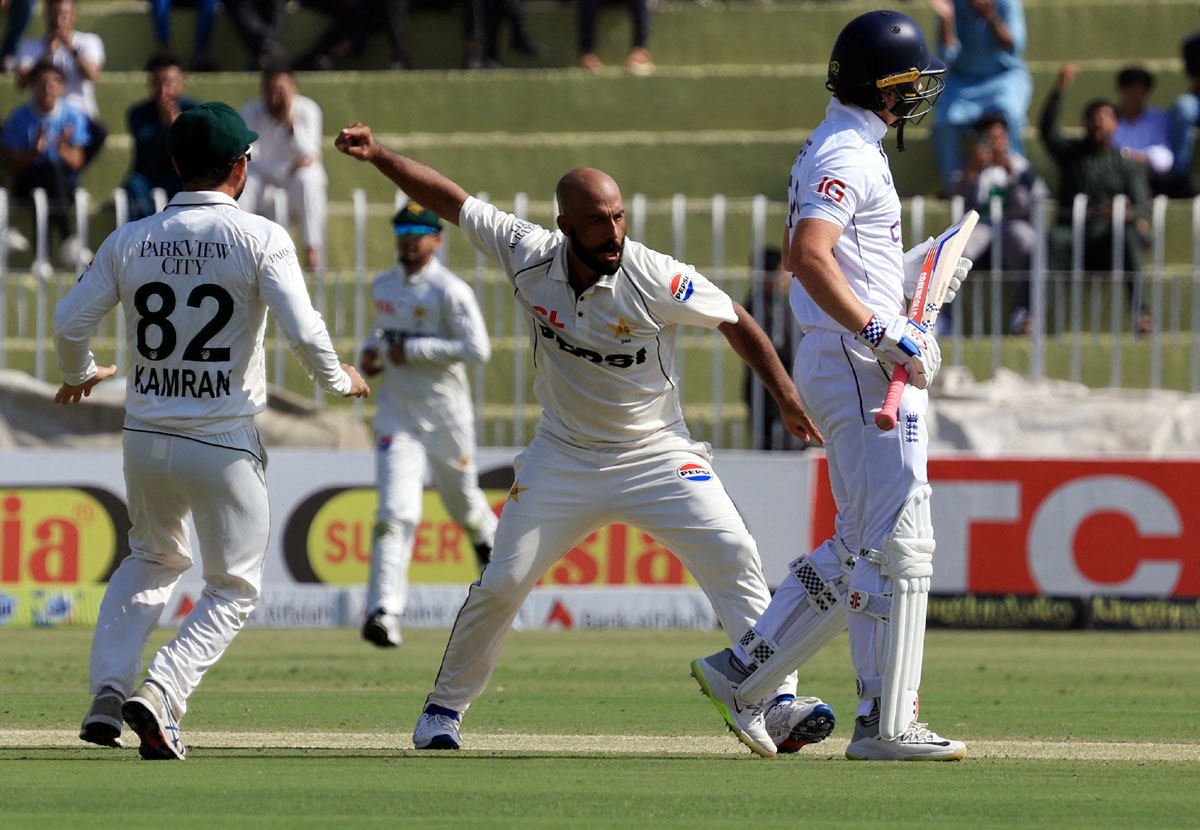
left=335, top=122, right=833, bottom=756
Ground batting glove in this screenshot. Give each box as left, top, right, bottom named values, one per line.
left=902, top=237, right=935, bottom=299
left=856, top=314, right=941, bottom=390
left=940, top=257, right=972, bottom=305
left=902, top=237, right=972, bottom=306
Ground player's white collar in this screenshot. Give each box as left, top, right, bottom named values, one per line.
left=401, top=258, right=437, bottom=283
left=550, top=239, right=620, bottom=291
left=167, top=191, right=240, bottom=208
left=825, top=97, right=888, bottom=144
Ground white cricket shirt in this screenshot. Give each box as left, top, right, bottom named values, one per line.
left=363, top=257, right=490, bottom=434
left=54, top=191, right=351, bottom=435
left=458, top=196, right=737, bottom=451
left=240, top=94, right=327, bottom=190
left=15, top=31, right=105, bottom=118
left=785, top=97, right=907, bottom=334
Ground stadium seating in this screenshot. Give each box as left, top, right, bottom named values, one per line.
left=2, top=0, right=1197, bottom=441
left=0, top=0, right=1195, bottom=209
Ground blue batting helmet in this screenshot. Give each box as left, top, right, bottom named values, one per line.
left=826, top=10, right=946, bottom=125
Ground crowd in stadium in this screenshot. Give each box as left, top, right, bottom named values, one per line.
left=0, top=0, right=1199, bottom=310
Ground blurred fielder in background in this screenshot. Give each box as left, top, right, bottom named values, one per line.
left=336, top=121, right=834, bottom=757
left=359, top=201, right=497, bottom=649
left=692, top=10, right=971, bottom=761
left=55, top=102, right=368, bottom=760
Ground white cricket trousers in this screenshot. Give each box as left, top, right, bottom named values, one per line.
left=240, top=165, right=327, bottom=253
left=427, top=433, right=788, bottom=713
left=88, top=427, right=269, bottom=717
left=367, top=423, right=498, bottom=619
left=749, top=331, right=930, bottom=716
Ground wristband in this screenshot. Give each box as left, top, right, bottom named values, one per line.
left=858, top=314, right=885, bottom=346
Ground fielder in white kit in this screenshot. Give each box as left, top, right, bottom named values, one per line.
left=55, top=102, right=369, bottom=759
left=360, top=201, right=498, bottom=649
left=691, top=10, right=971, bottom=760
left=335, top=122, right=833, bottom=756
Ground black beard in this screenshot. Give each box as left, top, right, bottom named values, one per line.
left=568, top=230, right=624, bottom=276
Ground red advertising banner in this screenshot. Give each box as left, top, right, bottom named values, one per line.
left=810, top=458, right=1200, bottom=599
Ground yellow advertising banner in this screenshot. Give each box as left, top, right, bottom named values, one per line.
left=282, top=487, right=698, bottom=587
left=0, top=487, right=130, bottom=587
left=0, top=584, right=107, bottom=628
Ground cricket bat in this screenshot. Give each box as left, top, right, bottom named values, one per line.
left=875, top=210, right=978, bottom=431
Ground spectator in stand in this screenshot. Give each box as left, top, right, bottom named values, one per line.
left=1167, top=32, right=1200, bottom=197
left=1, top=60, right=91, bottom=264
left=293, top=1, right=420, bottom=71
left=123, top=54, right=199, bottom=220
left=1, top=0, right=34, bottom=74
left=1041, top=63, right=1151, bottom=334
left=149, top=0, right=219, bottom=72
left=577, top=0, right=653, bottom=74
left=1114, top=65, right=1180, bottom=197
left=224, top=0, right=285, bottom=70
left=948, top=111, right=1037, bottom=334
left=14, top=0, right=104, bottom=166
left=461, top=0, right=542, bottom=70
left=742, top=248, right=803, bottom=451
left=927, top=0, right=1031, bottom=190
left=238, top=69, right=327, bottom=270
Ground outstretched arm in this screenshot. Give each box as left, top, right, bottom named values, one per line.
left=335, top=122, right=470, bottom=226
left=55, top=364, right=117, bottom=405
left=719, top=301, right=823, bottom=445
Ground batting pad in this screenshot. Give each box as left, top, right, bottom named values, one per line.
left=735, top=543, right=853, bottom=705
left=852, top=485, right=934, bottom=741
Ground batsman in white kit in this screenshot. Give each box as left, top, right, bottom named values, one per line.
left=691, top=10, right=973, bottom=760
left=54, top=102, right=369, bottom=759
left=359, top=201, right=497, bottom=649
left=335, top=122, right=835, bottom=756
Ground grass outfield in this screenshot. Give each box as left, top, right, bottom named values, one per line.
left=1, top=628, right=1198, bottom=828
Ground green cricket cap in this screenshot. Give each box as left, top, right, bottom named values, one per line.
left=167, top=102, right=258, bottom=169
left=392, top=201, right=443, bottom=232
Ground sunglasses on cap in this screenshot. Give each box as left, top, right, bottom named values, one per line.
left=394, top=223, right=440, bottom=237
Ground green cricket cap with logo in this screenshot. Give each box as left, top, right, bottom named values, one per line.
left=392, top=201, right=444, bottom=236
left=166, top=101, right=258, bottom=169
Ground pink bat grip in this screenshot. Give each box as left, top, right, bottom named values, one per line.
left=875, top=365, right=909, bottom=430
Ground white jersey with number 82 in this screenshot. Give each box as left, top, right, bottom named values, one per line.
left=54, top=191, right=350, bottom=435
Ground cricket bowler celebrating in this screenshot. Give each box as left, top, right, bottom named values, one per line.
left=57, top=102, right=369, bottom=759
left=360, top=202, right=498, bottom=649
left=691, top=10, right=971, bottom=760
left=335, top=122, right=834, bottom=756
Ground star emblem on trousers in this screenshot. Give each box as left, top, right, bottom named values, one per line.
left=507, top=481, right=528, bottom=502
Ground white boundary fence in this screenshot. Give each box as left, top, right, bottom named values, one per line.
left=3, top=186, right=1199, bottom=449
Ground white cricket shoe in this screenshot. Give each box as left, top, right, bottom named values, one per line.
left=413, top=704, right=462, bottom=750
left=690, top=649, right=776, bottom=758
left=121, top=679, right=186, bottom=760
left=845, top=717, right=966, bottom=761
left=362, top=609, right=402, bottom=648
left=79, top=686, right=124, bottom=748
left=764, top=695, right=836, bottom=753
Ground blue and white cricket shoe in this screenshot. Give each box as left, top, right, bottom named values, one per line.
left=122, top=679, right=186, bottom=760
left=764, top=695, right=835, bottom=753
left=413, top=704, right=462, bottom=750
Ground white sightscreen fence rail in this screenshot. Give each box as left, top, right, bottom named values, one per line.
left=3, top=187, right=1199, bottom=450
